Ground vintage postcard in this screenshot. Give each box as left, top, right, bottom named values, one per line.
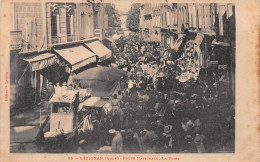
left=0, top=0, right=259, bottom=161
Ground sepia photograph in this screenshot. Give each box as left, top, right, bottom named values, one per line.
left=9, top=1, right=236, bottom=154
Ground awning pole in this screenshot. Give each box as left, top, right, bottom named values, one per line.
left=40, top=108, right=42, bottom=127
left=35, top=70, right=37, bottom=103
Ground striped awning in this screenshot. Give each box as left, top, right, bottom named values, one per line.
left=21, top=53, right=56, bottom=71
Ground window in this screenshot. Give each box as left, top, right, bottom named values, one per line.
left=80, top=13, right=85, bottom=39
left=67, top=15, right=74, bottom=42
left=67, top=15, right=71, bottom=35
left=94, top=12, right=99, bottom=29
left=51, top=15, right=57, bottom=36
left=51, top=13, right=60, bottom=44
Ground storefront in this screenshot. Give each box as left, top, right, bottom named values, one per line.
left=210, top=40, right=232, bottom=90
left=18, top=52, right=57, bottom=105
left=142, top=36, right=161, bottom=46
left=160, top=29, right=168, bottom=48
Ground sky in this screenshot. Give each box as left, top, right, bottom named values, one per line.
left=113, top=1, right=133, bottom=14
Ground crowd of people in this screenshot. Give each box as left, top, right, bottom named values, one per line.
left=90, top=33, right=235, bottom=153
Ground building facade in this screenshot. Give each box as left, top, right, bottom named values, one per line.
left=139, top=3, right=235, bottom=95
left=10, top=2, right=110, bottom=108
left=139, top=3, right=235, bottom=47
left=139, top=3, right=177, bottom=47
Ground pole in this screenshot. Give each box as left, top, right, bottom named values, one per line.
left=35, top=70, right=37, bottom=103
left=40, top=108, right=42, bottom=127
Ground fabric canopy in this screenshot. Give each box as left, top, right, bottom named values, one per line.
left=85, top=41, right=112, bottom=62
left=54, top=45, right=96, bottom=72
left=22, top=53, right=56, bottom=71
left=73, top=66, right=127, bottom=97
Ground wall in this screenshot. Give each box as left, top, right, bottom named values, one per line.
left=77, top=3, right=94, bottom=40
left=46, top=3, right=77, bottom=45
left=13, top=3, right=43, bottom=52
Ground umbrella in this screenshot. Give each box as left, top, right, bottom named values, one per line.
left=73, top=66, right=127, bottom=97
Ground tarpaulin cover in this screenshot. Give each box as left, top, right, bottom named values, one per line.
left=73, top=66, right=127, bottom=97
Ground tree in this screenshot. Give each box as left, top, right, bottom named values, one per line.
left=106, top=3, right=122, bottom=27
left=126, top=3, right=141, bottom=32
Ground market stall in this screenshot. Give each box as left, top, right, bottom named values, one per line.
left=45, top=90, right=79, bottom=138
left=73, top=66, right=127, bottom=97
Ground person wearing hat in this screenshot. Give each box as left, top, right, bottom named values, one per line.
left=54, top=83, right=61, bottom=95
left=123, top=129, right=141, bottom=153
left=67, top=73, right=74, bottom=89
left=141, top=125, right=158, bottom=153
left=47, top=82, right=55, bottom=100
left=183, top=134, right=197, bottom=153
left=194, top=131, right=205, bottom=153
left=111, top=130, right=123, bottom=153
left=61, top=82, right=68, bottom=91
left=162, top=125, right=175, bottom=152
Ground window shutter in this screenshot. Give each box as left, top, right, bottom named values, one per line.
left=57, top=15, right=60, bottom=37
left=70, top=15, right=74, bottom=37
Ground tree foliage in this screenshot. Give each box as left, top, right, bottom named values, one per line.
left=126, top=3, right=141, bottom=32
left=106, top=4, right=122, bottom=27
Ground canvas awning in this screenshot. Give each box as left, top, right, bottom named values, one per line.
left=54, top=45, right=96, bottom=72
left=85, top=41, right=112, bottom=62
left=21, top=53, right=56, bottom=71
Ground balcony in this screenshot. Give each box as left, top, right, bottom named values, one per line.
left=10, top=31, right=22, bottom=51
left=52, top=36, right=61, bottom=44
left=67, top=34, right=74, bottom=42
left=94, top=29, right=102, bottom=37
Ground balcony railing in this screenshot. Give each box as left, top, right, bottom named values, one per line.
left=67, top=34, right=74, bottom=42
left=52, top=36, right=61, bottom=44
left=94, top=29, right=101, bottom=37
left=10, top=31, right=22, bottom=50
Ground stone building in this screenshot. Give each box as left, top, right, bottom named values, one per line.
left=10, top=2, right=110, bottom=108
left=139, top=3, right=177, bottom=48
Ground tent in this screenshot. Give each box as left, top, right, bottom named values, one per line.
left=73, top=66, right=127, bottom=97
